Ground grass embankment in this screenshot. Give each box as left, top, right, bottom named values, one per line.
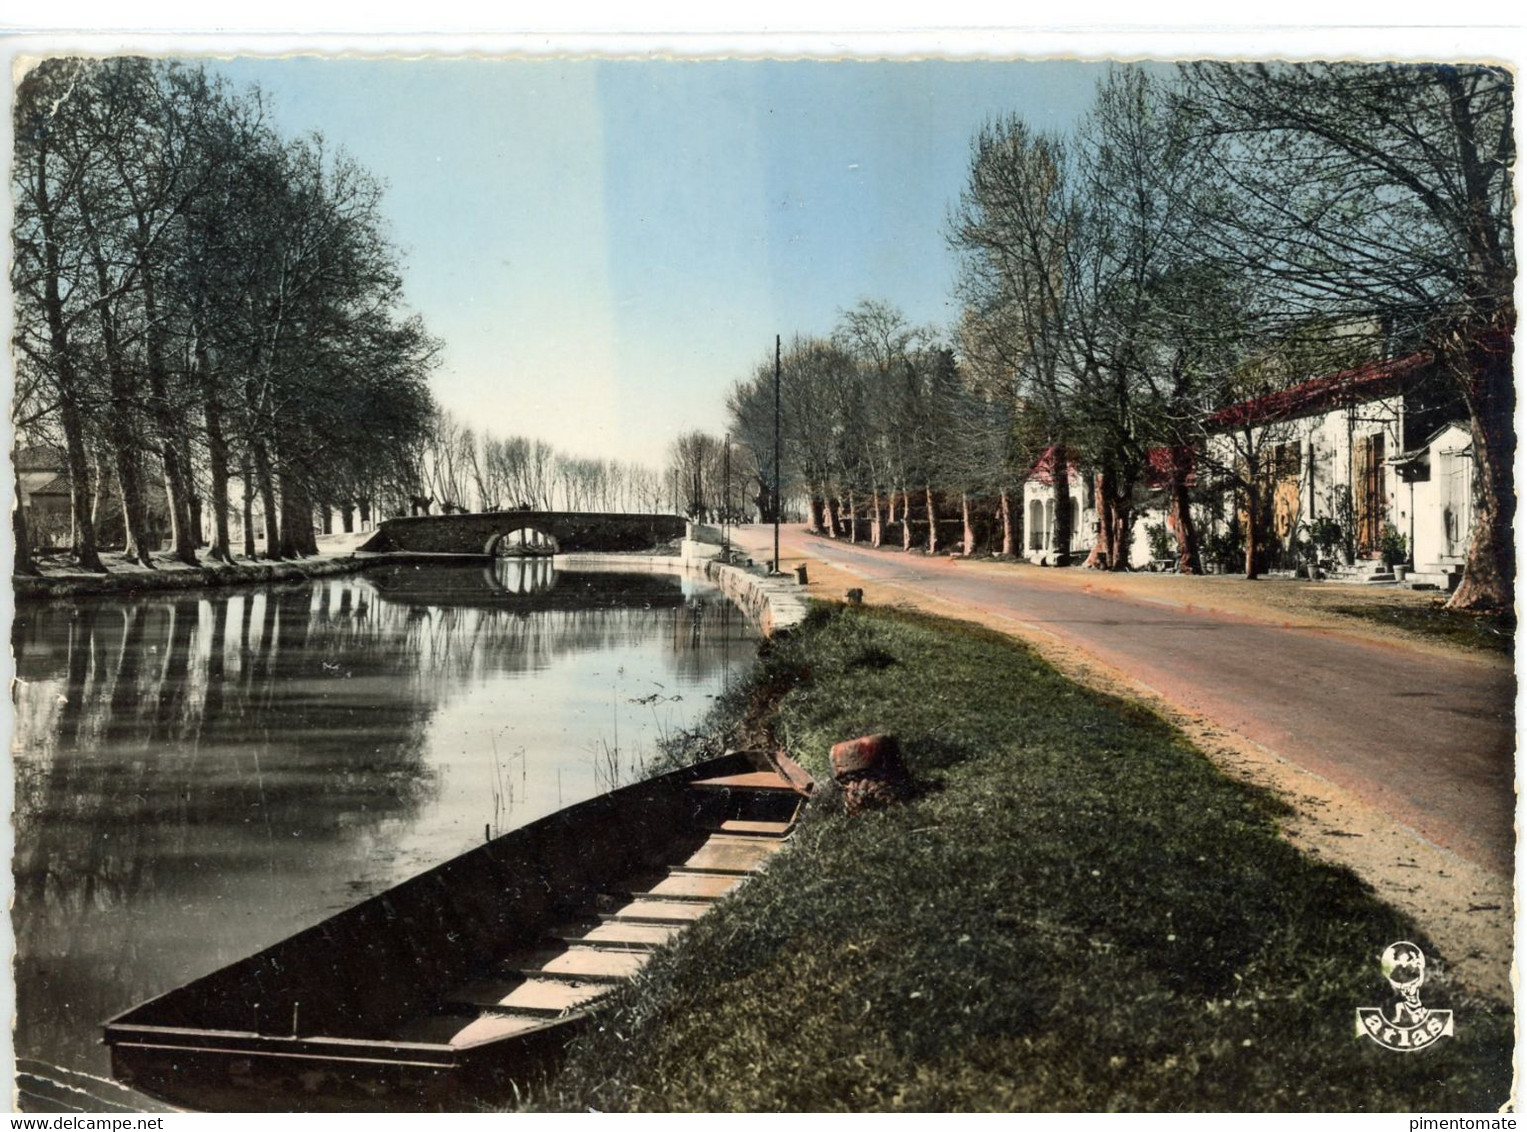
left=543, top=604, right=1512, bottom=1112
left=1325, top=601, right=1515, bottom=657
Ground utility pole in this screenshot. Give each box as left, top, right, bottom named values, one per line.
left=773, top=334, right=782, bottom=575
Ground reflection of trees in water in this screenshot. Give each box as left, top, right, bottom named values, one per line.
left=10, top=587, right=441, bottom=1090
left=9, top=570, right=756, bottom=1100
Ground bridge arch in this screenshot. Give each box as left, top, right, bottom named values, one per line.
left=483, top=518, right=560, bottom=557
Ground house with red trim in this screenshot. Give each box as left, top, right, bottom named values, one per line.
left=1203, top=346, right=1477, bottom=587
left=1021, top=446, right=1094, bottom=565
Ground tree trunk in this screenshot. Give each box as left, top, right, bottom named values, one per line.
left=14, top=467, right=38, bottom=576
left=60, top=397, right=106, bottom=572
left=1446, top=332, right=1513, bottom=612
left=242, top=456, right=256, bottom=559
left=870, top=487, right=883, bottom=548
left=847, top=491, right=859, bottom=542
left=1085, top=471, right=1112, bottom=569
left=89, top=445, right=106, bottom=541
left=925, top=485, right=938, bottom=555
left=999, top=488, right=1015, bottom=557
left=278, top=472, right=319, bottom=558
left=33, top=134, right=105, bottom=573
left=341, top=504, right=355, bottom=534
left=1109, top=497, right=1132, bottom=572
left=111, top=449, right=154, bottom=567
left=251, top=440, right=281, bottom=558
left=86, top=228, right=156, bottom=566
left=961, top=492, right=975, bottom=556
left=825, top=496, right=840, bottom=538
left=1168, top=456, right=1202, bottom=575
left=1243, top=487, right=1263, bottom=581
left=139, top=267, right=198, bottom=566
left=359, top=497, right=372, bottom=529
left=902, top=488, right=913, bottom=551
left=1051, top=450, right=1073, bottom=567
left=202, top=359, right=235, bottom=563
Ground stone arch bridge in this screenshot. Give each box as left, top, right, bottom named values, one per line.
left=358, top=511, right=686, bottom=557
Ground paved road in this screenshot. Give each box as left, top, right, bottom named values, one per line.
left=742, top=526, right=1516, bottom=877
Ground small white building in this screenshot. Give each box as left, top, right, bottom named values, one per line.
left=1127, top=448, right=1208, bottom=570
left=1389, top=421, right=1475, bottom=584
left=1021, top=446, right=1094, bottom=565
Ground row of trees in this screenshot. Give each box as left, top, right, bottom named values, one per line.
left=13, top=58, right=439, bottom=573
left=728, top=303, right=1010, bottom=554
left=411, top=409, right=672, bottom=515
left=726, top=63, right=1513, bottom=612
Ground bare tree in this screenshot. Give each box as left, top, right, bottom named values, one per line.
left=1180, top=62, right=1515, bottom=611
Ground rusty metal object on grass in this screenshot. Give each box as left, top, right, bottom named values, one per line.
left=830, top=733, right=913, bottom=815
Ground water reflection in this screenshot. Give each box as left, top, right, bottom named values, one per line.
left=10, top=562, right=755, bottom=1111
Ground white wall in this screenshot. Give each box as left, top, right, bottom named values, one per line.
left=1400, top=423, right=1473, bottom=568
left=1021, top=477, right=1093, bottom=564
left=1205, top=393, right=1406, bottom=560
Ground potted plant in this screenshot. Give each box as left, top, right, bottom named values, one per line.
left=1380, top=523, right=1409, bottom=579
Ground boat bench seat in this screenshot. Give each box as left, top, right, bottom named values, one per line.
left=393, top=1010, right=547, bottom=1049
left=444, top=976, right=614, bottom=1016
left=557, top=920, right=684, bottom=948
left=708, top=818, right=794, bottom=837
left=497, top=945, right=651, bottom=982
left=673, top=834, right=787, bottom=874
left=606, top=870, right=742, bottom=901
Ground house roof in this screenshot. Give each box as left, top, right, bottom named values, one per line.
left=1389, top=420, right=1472, bottom=467
left=1023, top=445, right=1081, bottom=485
left=13, top=445, right=68, bottom=473
left=1206, top=351, right=1432, bottom=431
left=1206, top=328, right=1512, bottom=432
left=26, top=471, right=72, bottom=497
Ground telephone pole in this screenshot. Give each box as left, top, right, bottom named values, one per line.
left=773, top=334, right=781, bottom=575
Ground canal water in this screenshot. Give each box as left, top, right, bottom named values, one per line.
left=8, top=559, right=758, bottom=1112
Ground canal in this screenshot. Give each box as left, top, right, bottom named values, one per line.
left=9, top=559, right=758, bottom=1112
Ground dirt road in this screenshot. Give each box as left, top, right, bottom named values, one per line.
left=733, top=524, right=1515, bottom=995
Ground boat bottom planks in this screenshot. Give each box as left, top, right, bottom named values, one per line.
left=103, top=751, right=808, bottom=1112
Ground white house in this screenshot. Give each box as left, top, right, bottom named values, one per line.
left=1389, top=421, right=1476, bottom=587
left=1021, top=446, right=1094, bottom=565
left=1202, top=348, right=1475, bottom=584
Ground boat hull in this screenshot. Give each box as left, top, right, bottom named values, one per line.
left=103, top=752, right=806, bottom=1111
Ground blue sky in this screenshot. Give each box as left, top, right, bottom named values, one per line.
left=214, top=57, right=1111, bottom=467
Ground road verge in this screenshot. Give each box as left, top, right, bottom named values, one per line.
left=538, top=603, right=1512, bottom=1111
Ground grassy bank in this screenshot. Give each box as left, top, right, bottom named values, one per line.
left=1325, top=601, right=1515, bottom=656
left=541, top=604, right=1512, bottom=1111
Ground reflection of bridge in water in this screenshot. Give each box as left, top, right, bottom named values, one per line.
left=360, top=510, right=686, bottom=557
left=364, top=559, right=689, bottom=610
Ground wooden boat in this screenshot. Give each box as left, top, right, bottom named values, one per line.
left=103, top=751, right=811, bottom=1112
